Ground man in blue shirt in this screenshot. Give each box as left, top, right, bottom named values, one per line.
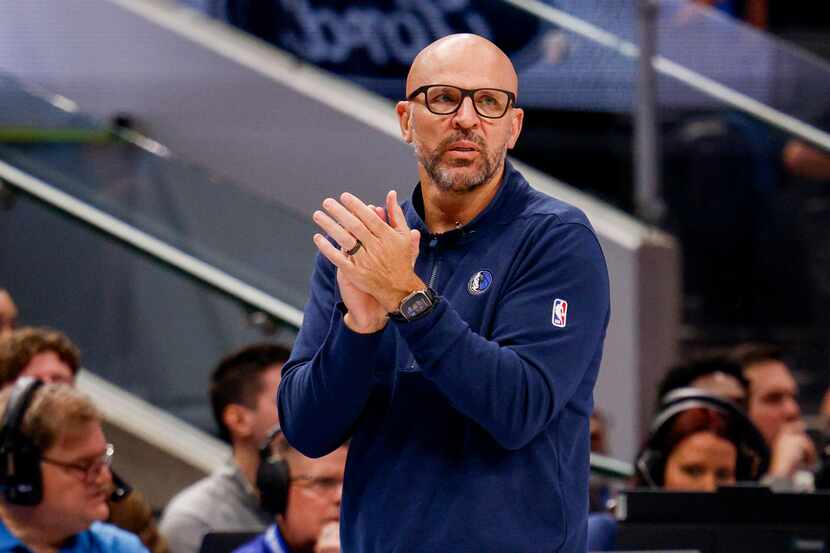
left=233, top=433, right=346, bottom=553
left=279, top=33, right=610, bottom=552
left=0, top=380, right=147, bottom=552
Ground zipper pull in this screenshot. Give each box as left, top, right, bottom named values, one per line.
left=428, top=235, right=438, bottom=249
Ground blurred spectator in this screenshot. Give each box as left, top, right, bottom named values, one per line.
left=780, top=137, right=830, bottom=335
left=0, top=290, right=16, bottom=339
left=694, top=0, right=767, bottom=29
left=782, top=139, right=830, bottom=181
left=730, top=343, right=817, bottom=488
left=0, top=326, right=167, bottom=553
left=233, top=429, right=345, bottom=553
left=821, top=388, right=830, bottom=421
left=0, top=379, right=148, bottom=552
left=590, top=409, right=609, bottom=455
left=657, top=355, right=749, bottom=409
left=160, top=343, right=290, bottom=553
left=0, top=327, right=79, bottom=388
left=634, top=388, right=768, bottom=491
left=588, top=409, right=613, bottom=512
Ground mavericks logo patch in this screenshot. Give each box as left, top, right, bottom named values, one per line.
left=467, top=270, right=493, bottom=295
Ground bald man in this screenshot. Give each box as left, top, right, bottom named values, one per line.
left=279, top=34, right=610, bottom=552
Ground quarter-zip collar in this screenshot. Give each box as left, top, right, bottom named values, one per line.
left=404, top=160, right=527, bottom=248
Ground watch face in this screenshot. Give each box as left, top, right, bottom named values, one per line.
left=402, top=292, right=431, bottom=319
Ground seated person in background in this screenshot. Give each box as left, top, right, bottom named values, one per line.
left=821, top=388, right=830, bottom=422
left=0, top=326, right=79, bottom=387
left=657, top=354, right=749, bottom=409
left=0, top=326, right=167, bottom=553
left=160, top=344, right=290, bottom=553
left=0, top=379, right=148, bottom=552
left=590, top=409, right=609, bottom=455
left=634, top=388, right=769, bottom=491
left=0, top=290, right=17, bottom=339
left=232, top=428, right=346, bottom=553
left=730, top=343, right=817, bottom=489
left=588, top=408, right=613, bottom=512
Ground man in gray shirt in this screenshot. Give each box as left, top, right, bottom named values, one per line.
left=160, top=344, right=289, bottom=553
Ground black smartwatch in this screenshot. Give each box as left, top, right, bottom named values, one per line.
left=389, top=287, right=438, bottom=322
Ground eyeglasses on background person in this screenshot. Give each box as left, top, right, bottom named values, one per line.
left=290, top=474, right=343, bottom=494
left=41, top=442, right=114, bottom=483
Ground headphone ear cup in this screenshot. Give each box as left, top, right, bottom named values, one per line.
left=0, top=378, right=44, bottom=506
left=256, top=456, right=290, bottom=516
left=734, top=419, right=771, bottom=481
left=635, top=448, right=664, bottom=488
left=0, top=438, right=43, bottom=505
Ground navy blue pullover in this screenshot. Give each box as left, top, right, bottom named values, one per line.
left=279, top=162, right=610, bottom=553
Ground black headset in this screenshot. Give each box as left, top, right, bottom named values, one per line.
left=635, top=387, right=770, bottom=488
left=0, top=377, right=46, bottom=505
left=256, top=425, right=291, bottom=516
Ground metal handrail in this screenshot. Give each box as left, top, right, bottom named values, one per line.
left=501, top=0, right=830, bottom=154
left=0, top=159, right=304, bottom=328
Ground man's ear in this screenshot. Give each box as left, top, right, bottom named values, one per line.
left=507, top=107, right=524, bottom=150
left=396, top=101, right=413, bottom=143
left=223, top=404, right=253, bottom=441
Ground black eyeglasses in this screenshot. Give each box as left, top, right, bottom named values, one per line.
left=42, top=443, right=114, bottom=483
left=407, top=85, right=516, bottom=119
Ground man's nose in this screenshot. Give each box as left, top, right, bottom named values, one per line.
left=93, top=464, right=113, bottom=488
left=452, top=97, right=479, bottom=129
left=784, top=397, right=801, bottom=419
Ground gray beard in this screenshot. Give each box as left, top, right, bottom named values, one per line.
left=412, top=129, right=506, bottom=194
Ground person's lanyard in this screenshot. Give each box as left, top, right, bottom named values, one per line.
left=264, top=525, right=291, bottom=553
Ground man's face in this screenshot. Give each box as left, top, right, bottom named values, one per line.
left=745, top=360, right=801, bottom=444
left=280, top=446, right=346, bottom=553
left=21, top=351, right=75, bottom=385
left=398, top=40, right=523, bottom=194
left=37, top=421, right=112, bottom=537
left=0, top=291, right=17, bottom=338
left=250, top=364, right=282, bottom=444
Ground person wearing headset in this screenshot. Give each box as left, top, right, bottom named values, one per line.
left=0, top=327, right=167, bottom=553
left=232, top=427, right=346, bottom=553
left=161, top=344, right=289, bottom=553
left=0, top=379, right=148, bottom=552
left=634, top=388, right=770, bottom=492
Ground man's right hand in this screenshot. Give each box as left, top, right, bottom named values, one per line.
left=769, top=422, right=817, bottom=478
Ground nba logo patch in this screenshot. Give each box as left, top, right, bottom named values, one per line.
left=552, top=299, right=568, bottom=328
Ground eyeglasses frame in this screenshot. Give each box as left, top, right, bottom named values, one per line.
left=406, top=84, right=517, bottom=119
left=290, top=474, right=343, bottom=494
left=41, top=442, right=114, bottom=483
